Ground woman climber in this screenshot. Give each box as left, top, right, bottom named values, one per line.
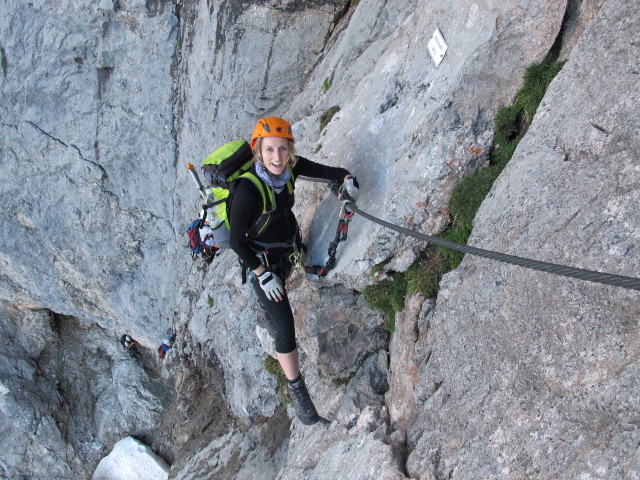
left=228, top=117, right=358, bottom=425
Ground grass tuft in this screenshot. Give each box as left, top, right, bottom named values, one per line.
left=363, top=273, right=407, bottom=332
left=264, top=356, right=291, bottom=406
left=319, top=106, right=340, bottom=131
left=439, top=221, right=473, bottom=271
left=516, top=60, right=565, bottom=125
left=322, top=78, right=331, bottom=93
left=405, top=254, right=444, bottom=298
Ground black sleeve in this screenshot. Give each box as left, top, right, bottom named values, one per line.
left=228, top=178, right=264, bottom=271
left=293, top=156, right=351, bottom=184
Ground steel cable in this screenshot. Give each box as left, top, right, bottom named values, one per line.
left=299, top=176, right=640, bottom=291
left=350, top=203, right=640, bottom=291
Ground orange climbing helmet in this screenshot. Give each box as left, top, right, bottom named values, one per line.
left=250, top=117, right=294, bottom=149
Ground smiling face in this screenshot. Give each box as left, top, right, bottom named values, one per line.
left=259, top=136, right=290, bottom=176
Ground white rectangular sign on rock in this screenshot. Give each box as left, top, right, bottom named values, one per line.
left=427, top=27, right=448, bottom=67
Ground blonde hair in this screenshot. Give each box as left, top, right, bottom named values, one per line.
left=252, top=137, right=298, bottom=169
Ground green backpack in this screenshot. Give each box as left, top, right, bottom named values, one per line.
left=201, top=140, right=295, bottom=247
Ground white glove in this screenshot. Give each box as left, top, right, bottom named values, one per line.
left=340, top=177, right=359, bottom=201
left=257, top=271, right=284, bottom=301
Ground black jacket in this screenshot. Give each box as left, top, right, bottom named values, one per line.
left=229, top=156, right=350, bottom=271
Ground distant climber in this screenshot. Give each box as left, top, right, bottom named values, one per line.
left=227, top=117, right=359, bottom=425
left=120, top=334, right=142, bottom=360
left=158, top=334, right=176, bottom=360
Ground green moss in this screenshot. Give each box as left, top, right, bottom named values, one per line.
left=439, top=222, right=473, bottom=271
left=264, top=356, right=291, bottom=406
left=516, top=60, right=566, bottom=125
left=263, top=355, right=280, bottom=375
left=319, top=106, right=340, bottom=132
left=494, top=105, right=521, bottom=146
left=363, top=249, right=451, bottom=331
left=332, top=371, right=356, bottom=387
left=364, top=250, right=447, bottom=331
left=405, top=255, right=443, bottom=299
left=363, top=272, right=407, bottom=332
left=370, top=257, right=392, bottom=276
left=493, top=138, right=520, bottom=170
left=207, top=296, right=214, bottom=308
left=448, top=167, right=498, bottom=226
left=322, top=78, right=331, bottom=93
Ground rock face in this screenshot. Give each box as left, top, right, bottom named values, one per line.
left=406, top=0, right=640, bottom=478
left=0, top=304, right=170, bottom=479
left=1, top=0, right=638, bottom=478
left=1, top=3, right=181, bottom=477
left=1, top=1, right=179, bottom=335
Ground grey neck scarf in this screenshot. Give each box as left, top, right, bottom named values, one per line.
left=255, top=161, right=291, bottom=194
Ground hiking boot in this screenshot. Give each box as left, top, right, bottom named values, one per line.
left=287, top=377, right=321, bottom=425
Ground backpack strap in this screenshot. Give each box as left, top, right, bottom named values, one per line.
left=285, top=168, right=295, bottom=194
left=238, top=172, right=274, bottom=238
left=236, top=167, right=295, bottom=238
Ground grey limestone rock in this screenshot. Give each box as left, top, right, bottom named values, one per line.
left=406, top=0, right=640, bottom=478
left=2, top=0, right=638, bottom=477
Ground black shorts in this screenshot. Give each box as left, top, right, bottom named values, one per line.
left=250, top=269, right=296, bottom=354
left=251, top=262, right=296, bottom=353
